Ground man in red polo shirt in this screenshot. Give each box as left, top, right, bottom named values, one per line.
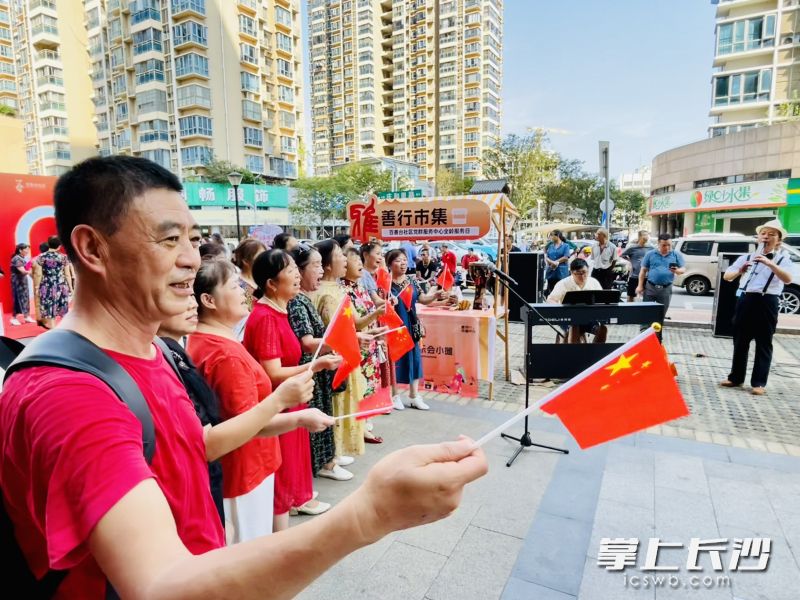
left=0, top=156, right=487, bottom=599
left=440, top=242, right=457, bottom=275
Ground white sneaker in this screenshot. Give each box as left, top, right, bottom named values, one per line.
left=335, top=455, right=354, bottom=467
left=392, top=394, right=406, bottom=411
left=318, top=465, right=354, bottom=481
left=409, top=396, right=430, bottom=411
left=24, top=316, right=35, bottom=323
left=9, top=318, right=21, bottom=326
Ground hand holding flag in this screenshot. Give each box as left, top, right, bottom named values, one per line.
left=375, top=267, right=392, bottom=295
left=309, top=295, right=362, bottom=388
left=397, top=283, right=413, bottom=310
left=380, top=300, right=415, bottom=361
left=436, top=266, right=454, bottom=292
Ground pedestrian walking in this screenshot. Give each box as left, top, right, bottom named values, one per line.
left=621, top=230, right=652, bottom=302
left=719, top=219, right=796, bottom=395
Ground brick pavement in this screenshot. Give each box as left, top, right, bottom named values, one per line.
left=430, top=321, right=800, bottom=456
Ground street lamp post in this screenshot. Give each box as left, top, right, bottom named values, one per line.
left=227, top=171, right=243, bottom=240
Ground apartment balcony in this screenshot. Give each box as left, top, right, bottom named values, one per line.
left=237, top=0, right=258, bottom=15
left=39, top=101, right=66, bottom=114
left=174, top=34, right=207, bottom=51
left=712, top=44, right=774, bottom=68
left=29, top=0, right=57, bottom=17
left=31, top=24, right=59, bottom=50
left=34, top=49, right=61, bottom=67
left=171, top=0, right=205, bottom=19
left=40, top=125, right=68, bottom=139
left=36, top=75, right=63, bottom=89
left=130, top=8, right=161, bottom=30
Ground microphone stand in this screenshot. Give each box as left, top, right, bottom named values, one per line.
left=492, top=274, right=569, bottom=467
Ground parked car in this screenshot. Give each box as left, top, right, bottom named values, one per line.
left=672, top=233, right=800, bottom=314
left=783, top=234, right=800, bottom=250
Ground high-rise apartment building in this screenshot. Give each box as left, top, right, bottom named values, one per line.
left=309, top=0, right=502, bottom=182
left=8, top=0, right=98, bottom=176
left=710, top=0, right=800, bottom=137
left=0, top=0, right=16, bottom=112
left=86, top=0, right=304, bottom=180
left=4, top=0, right=304, bottom=180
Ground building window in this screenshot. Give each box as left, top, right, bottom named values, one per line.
left=139, top=119, right=170, bottom=143
left=136, top=89, right=167, bottom=114
left=239, top=14, right=256, bottom=37
left=713, top=69, right=771, bottom=106
left=277, top=84, right=294, bottom=102
left=176, top=84, right=211, bottom=108
left=242, top=99, right=261, bottom=121
left=240, top=43, right=257, bottom=65
left=172, top=0, right=205, bottom=15
left=245, top=154, right=264, bottom=174
left=275, top=6, right=292, bottom=27
left=716, top=15, right=776, bottom=56
left=180, top=145, right=212, bottom=166
left=243, top=126, right=263, bottom=147
left=134, top=59, right=165, bottom=85
left=115, top=101, right=129, bottom=121
left=241, top=71, right=259, bottom=92
left=276, top=32, right=292, bottom=52
left=130, top=0, right=160, bottom=25
left=141, top=149, right=171, bottom=169
left=173, top=20, right=207, bottom=47
left=178, top=115, right=212, bottom=137
left=277, top=58, right=293, bottom=77
left=175, top=52, right=209, bottom=78
left=279, top=110, right=295, bottom=128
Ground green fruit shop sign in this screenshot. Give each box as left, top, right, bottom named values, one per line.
left=648, top=179, right=788, bottom=215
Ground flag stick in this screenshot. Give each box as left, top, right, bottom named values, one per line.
left=471, top=327, right=657, bottom=449
left=333, top=407, right=392, bottom=421
left=372, top=326, right=405, bottom=338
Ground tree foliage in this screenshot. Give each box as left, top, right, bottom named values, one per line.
left=435, top=168, right=474, bottom=196
left=481, top=130, right=560, bottom=216
left=776, top=91, right=800, bottom=120
left=0, top=104, right=16, bottom=117
left=290, top=163, right=401, bottom=230
left=201, top=159, right=259, bottom=184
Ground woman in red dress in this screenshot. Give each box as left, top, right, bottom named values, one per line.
left=244, top=249, right=341, bottom=532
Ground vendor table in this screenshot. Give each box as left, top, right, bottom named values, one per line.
left=416, top=306, right=497, bottom=399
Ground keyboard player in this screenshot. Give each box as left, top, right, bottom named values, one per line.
left=546, top=258, right=608, bottom=344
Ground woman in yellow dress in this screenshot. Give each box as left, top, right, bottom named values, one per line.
left=308, top=239, right=367, bottom=460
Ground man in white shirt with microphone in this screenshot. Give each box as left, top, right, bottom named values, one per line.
left=720, top=219, right=796, bottom=396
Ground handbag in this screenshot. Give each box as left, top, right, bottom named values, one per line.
left=408, top=307, right=426, bottom=342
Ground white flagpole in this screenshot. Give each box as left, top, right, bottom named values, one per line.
left=333, top=407, right=392, bottom=421
left=471, top=327, right=658, bottom=449
left=372, top=326, right=405, bottom=338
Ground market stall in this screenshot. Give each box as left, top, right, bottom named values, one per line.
left=348, top=192, right=519, bottom=399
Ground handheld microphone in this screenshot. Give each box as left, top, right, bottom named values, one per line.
left=473, top=261, right=518, bottom=286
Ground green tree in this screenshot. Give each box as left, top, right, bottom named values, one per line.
left=290, top=163, right=404, bottom=233
left=201, top=159, right=258, bottom=184
left=776, top=91, right=800, bottom=120
left=540, top=158, right=604, bottom=222
left=481, top=129, right=560, bottom=216
left=613, top=189, right=648, bottom=232
left=0, top=105, right=16, bottom=117
left=435, top=168, right=474, bottom=196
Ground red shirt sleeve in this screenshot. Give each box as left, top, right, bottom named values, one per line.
left=202, top=354, right=265, bottom=418
left=245, top=307, right=283, bottom=362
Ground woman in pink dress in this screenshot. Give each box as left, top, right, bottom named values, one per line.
left=244, top=249, right=341, bottom=532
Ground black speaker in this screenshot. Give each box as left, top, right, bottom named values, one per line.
left=507, top=252, right=546, bottom=323
left=712, top=252, right=745, bottom=338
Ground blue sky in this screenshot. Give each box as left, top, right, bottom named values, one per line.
left=501, top=0, right=718, bottom=179
left=302, top=1, right=719, bottom=180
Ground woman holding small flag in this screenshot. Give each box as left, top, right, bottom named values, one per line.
left=386, top=249, right=440, bottom=410
left=343, top=247, right=389, bottom=443
left=245, top=249, right=341, bottom=532
left=310, top=239, right=369, bottom=461
left=287, top=244, right=342, bottom=480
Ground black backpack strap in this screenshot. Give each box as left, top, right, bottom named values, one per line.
left=4, top=329, right=156, bottom=463
left=153, top=336, right=182, bottom=384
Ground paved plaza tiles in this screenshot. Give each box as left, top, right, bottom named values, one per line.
left=295, top=325, right=800, bottom=600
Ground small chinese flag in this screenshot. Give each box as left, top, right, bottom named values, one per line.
left=397, top=283, right=413, bottom=310
left=380, top=299, right=403, bottom=328
left=324, top=295, right=362, bottom=388
left=540, top=330, right=689, bottom=449
left=387, top=325, right=415, bottom=362
left=436, top=266, right=454, bottom=291
left=356, top=386, right=393, bottom=420
left=375, top=267, right=392, bottom=295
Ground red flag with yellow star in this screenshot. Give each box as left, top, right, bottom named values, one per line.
left=397, top=283, right=413, bottom=310
left=379, top=300, right=415, bottom=361
left=540, top=330, right=689, bottom=449
left=324, top=295, right=362, bottom=388
left=436, top=266, right=454, bottom=292
left=375, top=267, right=392, bottom=295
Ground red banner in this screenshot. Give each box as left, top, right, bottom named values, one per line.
left=0, top=173, right=58, bottom=315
